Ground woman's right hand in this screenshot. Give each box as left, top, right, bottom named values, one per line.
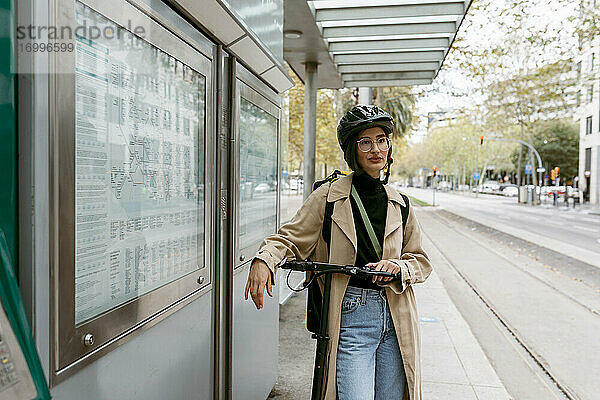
left=244, top=259, right=273, bottom=310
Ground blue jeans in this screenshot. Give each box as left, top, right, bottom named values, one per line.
left=336, top=286, right=406, bottom=400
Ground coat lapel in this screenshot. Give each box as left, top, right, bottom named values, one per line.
left=327, top=173, right=357, bottom=253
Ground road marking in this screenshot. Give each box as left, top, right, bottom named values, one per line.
left=574, top=225, right=599, bottom=233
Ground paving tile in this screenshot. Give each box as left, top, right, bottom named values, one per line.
left=423, top=381, right=479, bottom=400
left=452, top=343, right=504, bottom=387
left=473, top=385, right=513, bottom=400
left=421, top=343, right=470, bottom=385
left=420, top=319, right=454, bottom=347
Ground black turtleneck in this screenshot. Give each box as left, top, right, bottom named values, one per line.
left=348, top=172, right=388, bottom=289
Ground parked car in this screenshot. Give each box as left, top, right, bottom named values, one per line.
left=502, top=185, right=519, bottom=197
left=473, top=181, right=500, bottom=194
left=253, top=182, right=272, bottom=193
left=482, top=181, right=500, bottom=194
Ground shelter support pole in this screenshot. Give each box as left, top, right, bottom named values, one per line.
left=303, top=62, right=318, bottom=200
left=358, top=87, right=372, bottom=105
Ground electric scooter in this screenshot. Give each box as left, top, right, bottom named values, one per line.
left=280, top=260, right=399, bottom=400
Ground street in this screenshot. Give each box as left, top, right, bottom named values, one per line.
left=403, top=187, right=600, bottom=267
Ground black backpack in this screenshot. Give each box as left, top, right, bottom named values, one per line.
left=306, top=171, right=410, bottom=334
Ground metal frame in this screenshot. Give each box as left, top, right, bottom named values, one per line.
left=314, top=1, right=466, bottom=22
left=213, top=46, right=235, bottom=400
left=49, top=0, right=215, bottom=384
left=286, top=1, right=473, bottom=88
left=232, top=64, right=282, bottom=270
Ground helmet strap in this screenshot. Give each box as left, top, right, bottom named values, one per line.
left=382, top=153, right=393, bottom=185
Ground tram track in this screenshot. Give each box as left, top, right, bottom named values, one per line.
left=416, top=209, right=598, bottom=400
left=432, top=210, right=600, bottom=318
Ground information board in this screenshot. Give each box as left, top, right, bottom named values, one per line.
left=74, top=3, right=205, bottom=324
left=238, top=98, right=278, bottom=251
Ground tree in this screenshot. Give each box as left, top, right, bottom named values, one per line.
left=570, top=0, right=600, bottom=44
left=510, top=119, right=579, bottom=182
left=395, top=117, right=517, bottom=183
left=442, top=0, right=578, bottom=185
left=373, top=87, right=417, bottom=139
left=284, top=69, right=346, bottom=178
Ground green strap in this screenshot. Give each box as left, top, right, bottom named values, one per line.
left=350, top=186, right=382, bottom=259
left=0, top=231, right=51, bottom=399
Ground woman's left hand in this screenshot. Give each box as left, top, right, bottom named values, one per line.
left=365, top=260, right=402, bottom=284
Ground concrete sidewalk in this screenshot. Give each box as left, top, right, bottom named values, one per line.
left=270, top=258, right=510, bottom=399
left=415, top=255, right=510, bottom=399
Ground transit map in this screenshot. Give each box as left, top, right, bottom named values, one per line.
left=74, top=3, right=205, bottom=324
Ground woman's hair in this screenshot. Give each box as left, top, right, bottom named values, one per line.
left=343, top=130, right=392, bottom=176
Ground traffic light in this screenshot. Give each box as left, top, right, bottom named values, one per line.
left=432, top=166, right=437, bottom=177
left=555, top=167, right=560, bottom=177
left=480, top=135, right=484, bottom=145
left=550, top=168, right=556, bottom=180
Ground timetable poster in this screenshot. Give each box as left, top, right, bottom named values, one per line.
left=74, top=3, right=205, bottom=325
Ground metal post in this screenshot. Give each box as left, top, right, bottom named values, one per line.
left=475, top=146, right=479, bottom=198
left=303, top=62, right=318, bottom=200
left=517, top=123, right=524, bottom=188
left=214, top=48, right=234, bottom=400
left=485, top=137, right=545, bottom=206
left=358, top=87, right=372, bottom=105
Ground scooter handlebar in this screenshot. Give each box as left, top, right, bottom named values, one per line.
left=280, top=260, right=398, bottom=279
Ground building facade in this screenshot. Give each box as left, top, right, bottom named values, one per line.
left=577, top=37, right=600, bottom=204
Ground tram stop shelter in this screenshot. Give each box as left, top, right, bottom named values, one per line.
left=282, top=0, right=472, bottom=192
left=0, top=1, right=472, bottom=400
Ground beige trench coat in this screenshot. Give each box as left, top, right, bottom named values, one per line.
left=253, top=172, right=432, bottom=400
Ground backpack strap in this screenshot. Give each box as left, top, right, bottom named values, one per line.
left=307, top=187, right=334, bottom=335
left=350, top=186, right=382, bottom=259
left=322, top=200, right=334, bottom=253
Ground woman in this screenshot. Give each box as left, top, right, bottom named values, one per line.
left=245, top=105, right=432, bottom=400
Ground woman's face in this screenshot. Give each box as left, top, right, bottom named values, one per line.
left=355, top=127, right=389, bottom=179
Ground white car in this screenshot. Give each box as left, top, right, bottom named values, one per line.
left=502, top=186, right=518, bottom=197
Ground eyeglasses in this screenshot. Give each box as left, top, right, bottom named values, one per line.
left=356, top=137, right=391, bottom=152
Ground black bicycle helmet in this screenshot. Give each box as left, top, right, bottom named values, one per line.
left=337, top=104, right=394, bottom=152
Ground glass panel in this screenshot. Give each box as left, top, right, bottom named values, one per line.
left=74, top=3, right=205, bottom=325
left=279, top=104, right=303, bottom=224
left=239, top=98, right=278, bottom=250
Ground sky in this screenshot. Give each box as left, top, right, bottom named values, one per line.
left=409, top=0, right=579, bottom=143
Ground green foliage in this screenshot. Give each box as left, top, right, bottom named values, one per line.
left=569, top=0, right=600, bottom=44
left=284, top=72, right=418, bottom=177
left=510, top=119, right=579, bottom=179
left=395, top=117, right=517, bottom=179
left=373, top=87, right=416, bottom=138
left=284, top=70, right=344, bottom=176
left=408, top=0, right=580, bottom=185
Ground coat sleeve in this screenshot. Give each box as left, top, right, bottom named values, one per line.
left=387, top=203, right=432, bottom=294
left=251, top=183, right=330, bottom=283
